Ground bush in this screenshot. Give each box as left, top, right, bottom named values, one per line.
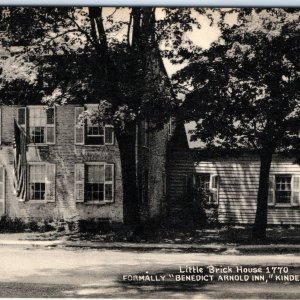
left=77, top=218, right=112, bottom=233
left=0, top=216, right=56, bottom=233
left=0, top=215, right=26, bottom=233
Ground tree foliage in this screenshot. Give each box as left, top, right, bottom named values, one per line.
left=0, top=7, right=207, bottom=131
left=176, top=8, right=300, bottom=154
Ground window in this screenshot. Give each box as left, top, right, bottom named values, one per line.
left=192, top=173, right=219, bottom=205
left=29, top=164, right=46, bottom=200
left=269, top=175, right=300, bottom=206
left=275, top=175, right=291, bottom=204
left=28, top=163, right=56, bottom=202
left=75, top=163, right=114, bottom=203
left=18, top=107, right=55, bottom=144
left=74, top=106, right=114, bottom=145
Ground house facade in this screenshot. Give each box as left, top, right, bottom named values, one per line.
left=0, top=104, right=169, bottom=226
left=167, top=123, right=300, bottom=226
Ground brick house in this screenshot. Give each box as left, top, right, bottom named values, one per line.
left=0, top=104, right=170, bottom=226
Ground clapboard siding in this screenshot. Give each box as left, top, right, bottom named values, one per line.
left=168, top=140, right=300, bottom=225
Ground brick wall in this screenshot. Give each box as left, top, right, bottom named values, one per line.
left=0, top=105, right=123, bottom=224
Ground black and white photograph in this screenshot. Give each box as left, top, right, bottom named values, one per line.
left=0, top=5, right=299, bottom=299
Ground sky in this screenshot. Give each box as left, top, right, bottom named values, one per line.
left=102, top=7, right=237, bottom=76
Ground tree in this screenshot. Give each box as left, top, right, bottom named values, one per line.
left=0, top=7, right=203, bottom=227
left=174, top=8, right=300, bottom=240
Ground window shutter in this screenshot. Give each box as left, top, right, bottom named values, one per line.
left=75, top=163, right=85, bottom=202
left=46, top=108, right=55, bottom=144
left=105, top=125, right=114, bottom=145
left=0, top=166, right=5, bottom=200
left=209, top=174, right=219, bottom=205
left=45, top=163, right=56, bottom=202
left=17, top=107, right=27, bottom=131
left=291, top=176, right=300, bottom=206
left=268, top=175, right=276, bottom=206
left=105, top=164, right=114, bottom=201
left=75, top=107, right=85, bottom=145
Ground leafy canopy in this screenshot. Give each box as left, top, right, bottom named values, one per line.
left=0, top=7, right=211, bottom=131
left=174, top=9, right=300, bottom=153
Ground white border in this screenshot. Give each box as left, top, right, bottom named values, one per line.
left=0, top=0, right=299, bottom=6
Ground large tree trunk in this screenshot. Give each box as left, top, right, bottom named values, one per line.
left=115, top=124, right=140, bottom=227
left=252, top=149, right=273, bottom=241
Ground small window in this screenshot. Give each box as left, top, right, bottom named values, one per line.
left=194, top=173, right=219, bottom=205
left=195, top=173, right=210, bottom=198
left=29, top=164, right=46, bottom=200
left=86, top=120, right=104, bottom=145
left=275, top=175, right=292, bottom=204
left=75, top=163, right=114, bottom=203
left=74, top=106, right=114, bottom=146
left=28, top=163, right=56, bottom=202
left=27, top=107, right=55, bottom=144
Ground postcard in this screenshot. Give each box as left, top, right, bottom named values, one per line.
left=0, top=6, right=299, bottom=299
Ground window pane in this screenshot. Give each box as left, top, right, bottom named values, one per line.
left=87, top=165, right=104, bottom=183
left=105, top=184, right=113, bottom=201
left=30, top=127, right=45, bottom=143
left=30, top=165, right=46, bottom=183
left=276, top=176, right=292, bottom=204
left=87, top=124, right=104, bottom=136
left=29, top=182, right=45, bottom=200
left=195, top=174, right=210, bottom=191
left=86, top=136, right=104, bottom=145
left=86, top=183, right=104, bottom=201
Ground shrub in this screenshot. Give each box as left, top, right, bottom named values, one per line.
left=0, top=215, right=26, bottom=233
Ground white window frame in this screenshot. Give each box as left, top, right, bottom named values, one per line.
left=85, top=162, right=114, bottom=204
left=74, top=105, right=114, bottom=146
left=27, top=106, right=56, bottom=145
left=193, top=172, right=219, bottom=205
left=269, top=174, right=300, bottom=207
left=28, top=162, right=56, bottom=203
left=28, top=162, right=47, bottom=202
